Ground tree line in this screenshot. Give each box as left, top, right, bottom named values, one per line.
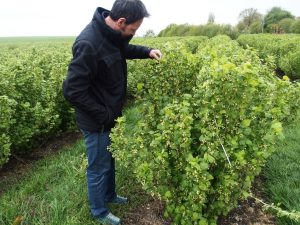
left=143, top=7, right=300, bottom=38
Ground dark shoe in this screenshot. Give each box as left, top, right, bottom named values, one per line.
left=97, top=212, right=121, bottom=225
left=108, top=195, right=128, bottom=204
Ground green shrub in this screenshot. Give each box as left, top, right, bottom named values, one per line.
left=291, top=19, right=300, bottom=33
left=110, top=36, right=300, bottom=224
left=278, top=18, right=295, bottom=33
left=280, top=47, right=300, bottom=80
left=237, top=34, right=300, bottom=79
left=0, top=41, right=74, bottom=167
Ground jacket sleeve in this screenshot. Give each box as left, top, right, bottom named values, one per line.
left=63, top=40, right=110, bottom=125
left=124, top=44, right=152, bottom=59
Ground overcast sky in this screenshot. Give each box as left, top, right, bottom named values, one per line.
left=0, top=0, right=299, bottom=37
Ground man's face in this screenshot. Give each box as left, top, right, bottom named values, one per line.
left=118, top=18, right=143, bottom=38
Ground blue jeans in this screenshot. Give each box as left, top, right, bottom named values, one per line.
left=81, top=130, right=117, bottom=218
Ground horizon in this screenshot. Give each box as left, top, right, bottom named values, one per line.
left=0, top=0, right=300, bottom=37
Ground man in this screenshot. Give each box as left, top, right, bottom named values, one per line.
left=63, top=0, right=161, bottom=224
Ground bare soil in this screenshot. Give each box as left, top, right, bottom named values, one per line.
left=123, top=187, right=276, bottom=225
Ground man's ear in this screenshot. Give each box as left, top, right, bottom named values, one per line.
left=116, top=18, right=127, bottom=28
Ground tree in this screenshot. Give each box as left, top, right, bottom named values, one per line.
left=249, top=21, right=263, bottom=33
left=158, top=24, right=178, bottom=37
left=236, top=21, right=248, bottom=33
left=264, top=7, right=295, bottom=32
left=176, top=24, right=191, bottom=36
left=237, top=8, right=262, bottom=33
left=291, top=19, right=300, bottom=33
left=207, top=13, right=215, bottom=24
left=143, top=29, right=156, bottom=37
left=278, top=18, right=295, bottom=33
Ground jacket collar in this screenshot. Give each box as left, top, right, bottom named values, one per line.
left=92, top=7, right=132, bottom=47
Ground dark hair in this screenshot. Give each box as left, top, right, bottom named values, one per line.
left=110, top=0, right=150, bottom=24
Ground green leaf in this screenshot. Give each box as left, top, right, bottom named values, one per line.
left=241, top=119, right=251, bottom=127
left=271, top=121, right=283, bottom=135
left=136, top=83, right=144, bottom=91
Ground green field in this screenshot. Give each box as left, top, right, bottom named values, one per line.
left=0, top=35, right=300, bottom=225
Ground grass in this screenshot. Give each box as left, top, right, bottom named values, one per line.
left=0, top=131, right=151, bottom=224
left=263, top=120, right=300, bottom=225
left=0, top=105, right=150, bottom=225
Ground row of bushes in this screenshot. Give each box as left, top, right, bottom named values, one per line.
left=110, top=36, right=300, bottom=224
left=237, top=34, right=300, bottom=80
left=0, top=36, right=208, bottom=168
left=0, top=40, right=75, bottom=167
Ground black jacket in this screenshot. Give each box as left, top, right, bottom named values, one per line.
left=63, top=7, right=151, bottom=132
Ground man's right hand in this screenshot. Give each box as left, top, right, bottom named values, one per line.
left=149, top=49, right=162, bottom=60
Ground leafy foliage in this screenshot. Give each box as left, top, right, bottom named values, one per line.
left=237, top=34, right=300, bottom=80
left=0, top=39, right=75, bottom=167
left=264, top=7, right=295, bottom=32
left=278, top=18, right=295, bottom=33
left=237, top=8, right=263, bottom=33
left=1, top=36, right=300, bottom=224
left=110, top=36, right=300, bottom=224
left=291, top=19, right=300, bottom=33
left=158, top=24, right=239, bottom=39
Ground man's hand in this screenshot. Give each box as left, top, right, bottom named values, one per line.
left=149, top=49, right=162, bottom=60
